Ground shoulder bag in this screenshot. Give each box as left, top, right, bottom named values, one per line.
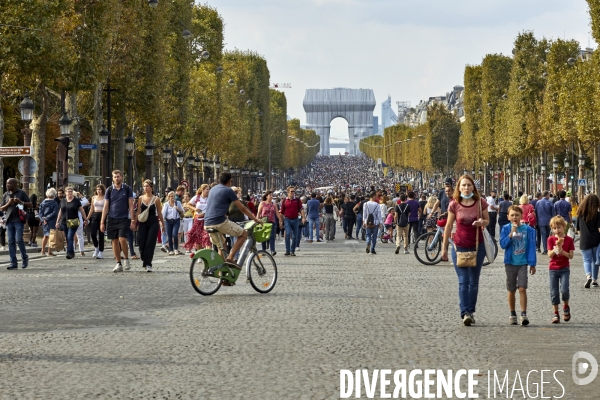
left=480, top=199, right=496, bottom=263
left=137, top=196, right=154, bottom=223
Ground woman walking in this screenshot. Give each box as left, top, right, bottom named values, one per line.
left=56, top=187, right=87, bottom=259
left=257, top=191, right=283, bottom=255
left=181, top=193, right=194, bottom=253
left=162, top=191, right=184, bottom=255
left=575, top=194, right=600, bottom=288
left=39, top=188, right=59, bottom=256
left=441, top=175, right=489, bottom=326
left=184, top=185, right=211, bottom=251
left=87, top=184, right=106, bottom=259
left=323, top=195, right=337, bottom=240
left=424, top=195, right=438, bottom=232
left=135, top=180, right=164, bottom=272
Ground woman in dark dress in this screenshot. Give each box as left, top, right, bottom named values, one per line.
left=135, top=180, right=165, bottom=272
left=55, top=187, right=87, bottom=259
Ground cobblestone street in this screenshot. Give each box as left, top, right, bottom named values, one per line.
left=0, top=238, right=599, bottom=399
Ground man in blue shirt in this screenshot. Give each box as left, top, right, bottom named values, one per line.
left=553, top=190, right=572, bottom=224
left=204, top=172, right=261, bottom=268
left=306, top=193, right=322, bottom=242
left=534, top=191, right=556, bottom=254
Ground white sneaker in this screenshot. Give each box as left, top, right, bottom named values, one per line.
left=509, top=315, right=518, bottom=325
left=146, top=265, right=152, bottom=272
left=463, top=314, right=472, bottom=326
left=175, top=249, right=182, bottom=255
left=92, top=248, right=99, bottom=258
left=168, top=251, right=175, bottom=255
left=96, top=251, right=103, bottom=259
left=123, top=258, right=131, bottom=270
left=113, top=263, right=123, bottom=272
left=161, top=245, right=168, bottom=253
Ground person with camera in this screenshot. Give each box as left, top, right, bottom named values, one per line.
left=0, top=178, right=32, bottom=269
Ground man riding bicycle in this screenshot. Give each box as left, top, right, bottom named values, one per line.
left=203, top=172, right=262, bottom=267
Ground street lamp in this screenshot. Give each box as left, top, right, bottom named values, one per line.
left=552, top=156, right=559, bottom=193
left=19, top=92, right=34, bottom=194
left=162, top=147, right=171, bottom=192
left=56, top=110, right=72, bottom=190
left=564, top=156, right=570, bottom=194
left=194, top=156, right=201, bottom=187
left=144, top=143, right=154, bottom=180
left=99, top=125, right=109, bottom=188
left=578, top=154, right=586, bottom=199
left=176, top=151, right=184, bottom=183
left=202, top=156, right=209, bottom=183
left=125, top=133, right=135, bottom=187
left=186, top=155, right=194, bottom=188
left=223, top=161, right=229, bottom=172
left=148, top=0, right=158, bottom=8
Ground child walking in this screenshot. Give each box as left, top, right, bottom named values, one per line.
left=500, top=206, right=537, bottom=325
left=548, top=215, right=575, bottom=323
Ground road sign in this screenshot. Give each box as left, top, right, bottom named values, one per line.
left=180, top=180, right=189, bottom=189
left=0, top=146, right=32, bottom=156
left=79, top=144, right=97, bottom=150
left=579, top=179, right=587, bottom=187
left=18, top=157, right=38, bottom=175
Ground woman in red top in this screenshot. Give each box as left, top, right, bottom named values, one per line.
left=441, top=175, right=489, bottom=326
left=257, top=191, right=283, bottom=256
left=519, top=195, right=535, bottom=226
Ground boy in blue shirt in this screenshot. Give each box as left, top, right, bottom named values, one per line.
left=500, top=205, right=537, bottom=326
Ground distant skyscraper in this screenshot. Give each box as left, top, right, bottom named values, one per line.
left=372, top=116, right=379, bottom=135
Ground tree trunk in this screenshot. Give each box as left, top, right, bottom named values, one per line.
left=91, top=82, right=102, bottom=182
left=66, top=92, right=79, bottom=175
left=31, top=82, right=49, bottom=197
left=114, top=105, right=126, bottom=173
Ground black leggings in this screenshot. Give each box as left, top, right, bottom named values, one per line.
left=89, top=212, right=104, bottom=251
left=138, top=218, right=159, bottom=267
left=346, top=219, right=355, bottom=238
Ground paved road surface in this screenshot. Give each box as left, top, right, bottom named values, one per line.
left=0, top=238, right=599, bottom=399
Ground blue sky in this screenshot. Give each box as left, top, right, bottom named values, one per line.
left=210, top=0, right=595, bottom=151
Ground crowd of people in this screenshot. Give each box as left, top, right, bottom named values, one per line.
left=1, top=154, right=597, bottom=326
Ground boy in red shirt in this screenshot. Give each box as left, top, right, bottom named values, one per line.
left=547, top=215, right=574, bottom=323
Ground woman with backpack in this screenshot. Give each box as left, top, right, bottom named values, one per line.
left=519, top=195, right=536, bottom=227
left=394, top=194, right=411, bottom=254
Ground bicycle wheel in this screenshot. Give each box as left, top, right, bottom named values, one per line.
left=482, top=236, right=499, bottom=267
left=413, top=231, right=442, bottom=265
left=247, top=250, right=277, bottom=294
left=380, top=236, right=388, bottom=243
left=190, top=258, right=222, bottom=296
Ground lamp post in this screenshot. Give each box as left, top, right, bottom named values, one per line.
left=144, top=143, right=154, bottom=181
left=526, top=162, right=532, bottom=195
left=564, top=156, right=570, bottom=195
left=176, top=151, right=184, bottom=184
left=162, top=147, right=171, bottom=192
left=552, top=156, right=558, bottom=194
left=125, top=133, right=135, bottom=187
left=578, top=154, right=585, bottom=199
left=202, top=156, right=209, bottom=184
left=99, top=125, right=109, bottom=188
left=519, top=163, right=525, bottom=193
left=540, top=161, right=546, bottom=192
left=194, top=156, right=201, bottom=188
left=187, top=155, right=194, bottom=189
left=19, top=92, right=34, bottom=194
left=56, top=107, right=72, bottom=190
left=506, top=164, right=512, bottom=196
left=214, top=156, right=221, bottom=182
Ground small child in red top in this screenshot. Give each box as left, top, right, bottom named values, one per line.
left=547, top=216, right=575, bottom=324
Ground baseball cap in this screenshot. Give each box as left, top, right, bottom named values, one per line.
left=444, top=178, right=453, bottom=186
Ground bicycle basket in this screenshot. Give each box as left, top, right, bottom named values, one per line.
left=253, top=223, right=272, bottom=243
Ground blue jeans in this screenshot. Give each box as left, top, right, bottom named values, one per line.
left=6, top=221, right=27, bottom=266
left=261, top=221, right=277, bottom=252
left=549, top=269, right=570, bottom=305
left=308, top=216, right=320, bottom=240
left=127, top=228, right=137, bottom=256
left=366, top=226, right=379, bottom=252
left=539, top=225, right=550, bottom=252
left=284, top=217, right=299, bottom=253
left=581, top=247, right=599, bottom=280
left=451, top=244, right=486, bottom=317
left=356, top=214, right=362, bottom=238
left=165, top=219, right=180, bottom=251
left=66, top=227, right=78, bottom=254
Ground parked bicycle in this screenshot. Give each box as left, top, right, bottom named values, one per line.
left=413, top=224, right=498, bottom=266
left=190, top=220, right=277, bottom=295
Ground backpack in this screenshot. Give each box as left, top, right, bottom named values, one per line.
left=365, top=203, right=376, bottom=228
left=527, top=208, right=537, bottom=227
left=397, top=204, right=409, bottom=227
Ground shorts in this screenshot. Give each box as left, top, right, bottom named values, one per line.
left=205, top=219, right=244, bottom=249
left=106, top=217, right=129, bottom=240
left=505, top=264, right=528, bottom=292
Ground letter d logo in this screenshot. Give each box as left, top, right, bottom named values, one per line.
left=572, top=351, right=598, bottom=386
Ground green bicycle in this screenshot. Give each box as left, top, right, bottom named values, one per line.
left=189, top=220, right=278, bottom=295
